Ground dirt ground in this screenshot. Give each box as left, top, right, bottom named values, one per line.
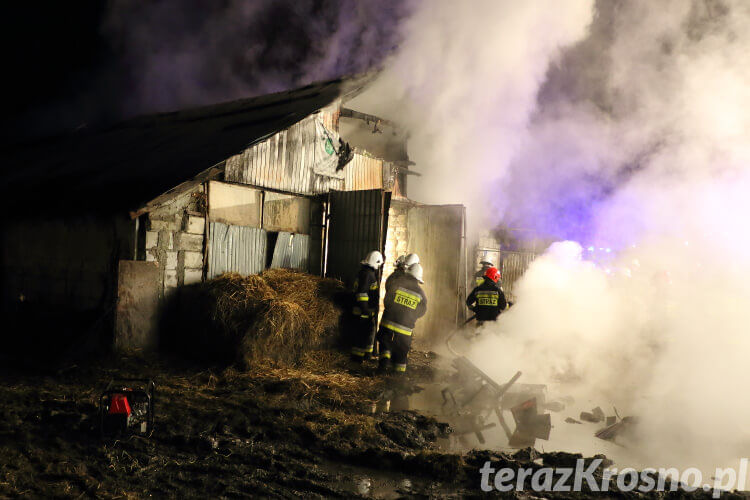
left=1, top=349, right=747, bottom=499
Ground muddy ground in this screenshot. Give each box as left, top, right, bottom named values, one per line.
left=1, top=349, right=747, bottom=499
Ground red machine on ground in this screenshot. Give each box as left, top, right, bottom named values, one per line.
left=98, top=378, right=155, bottom=438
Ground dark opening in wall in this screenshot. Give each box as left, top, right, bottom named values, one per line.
left=136, top=214, right=148, bottom=261
left=265, top=232, right=279, bottom=269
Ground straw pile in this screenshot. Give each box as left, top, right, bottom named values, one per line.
left=160, top=270, right=347, bottom=367
left=261, top=268, right=345, bottom=336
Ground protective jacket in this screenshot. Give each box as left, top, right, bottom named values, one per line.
left=352, top=264, right=380, bottom=318
left=384, top=266, right=406, bottom=292
left=466, top=279, right=507, bottom=321
left=380, top=273, right=427, bottom=336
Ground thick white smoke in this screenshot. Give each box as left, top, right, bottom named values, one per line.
left=349, top=0, right=594, bottom=229
left=358, top=0, right=750, bottom=473
left=470, top=235, right=750, bottom=471
left=467, top=0, right=750, bottom=472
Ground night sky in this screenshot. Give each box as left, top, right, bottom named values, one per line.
left=0, top=1, right=408, bottom=146
left=0, top=2, right=108, bottom=143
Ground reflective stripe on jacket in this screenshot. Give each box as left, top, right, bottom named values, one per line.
left=381, top=273, right=427, bottom=334
left=466, top=279, right=507, bottom=321
left=352, top=264, right=380, bottom=316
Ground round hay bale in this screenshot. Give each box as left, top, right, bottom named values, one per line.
left=240, top=300, right=311, bottom=365
left=160, top=270, right=347, bottom=367
left=260, top=269, right=346, bottom=343
left=160, top=273, right=276, bottom=364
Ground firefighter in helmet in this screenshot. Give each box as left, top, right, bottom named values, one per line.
left=377, top=262, right=428, bottom=374
left=475, top=260, right=495, bottom=286
left=385, top=253, right=419, bottom=291
left=350, top=250, right=384, bottom=362
left=466, top=266, right=507, bottom=324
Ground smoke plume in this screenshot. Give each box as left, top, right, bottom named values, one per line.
left=101, top=0, right=408, bottom=118
left=350, top=0, right=594, bottom=229
left=363, top=0, right=750, bottom=472
left=6, top=1, right=408, bottom=142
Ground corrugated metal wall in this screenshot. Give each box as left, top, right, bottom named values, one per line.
left=326, top=190, right=390, bottom=288
left=223, top=116, right=388, bottom=196
left=501, top=251, right=537, bottom=300
left=344, top=153, right=384, bottom=191
left=270, top=232, right=310, bottom=270
left=205, top=109, right=396, bottom=282
left=224, top=116, right=345, bottom=195
left=207, top=222, right=267, bottom=278
left=320, top=107, right=339, bottom=131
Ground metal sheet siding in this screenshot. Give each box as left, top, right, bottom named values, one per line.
left=320, top=106, right=339, bottom=131
left=501, top=251, right=537, bottom=300
left=405, top=205, right=465, bottom=342
left=290, top=234, right=310, bottom=270
left=325, top=190, right=389, bottom=288
left=225, top=115, right=345, bottom=195
left=270, top=232, right=310, bottom=271
left=207, top=222, right=267, bottom=278
left=344, top=154, right=384, bottom=191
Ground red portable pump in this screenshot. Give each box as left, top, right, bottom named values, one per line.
left=99, top=378, right=155, bottom=438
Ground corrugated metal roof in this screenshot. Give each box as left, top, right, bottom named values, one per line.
left=207, top=222, right=267, bottom=278
left=344, top=153, right=384, bottom=191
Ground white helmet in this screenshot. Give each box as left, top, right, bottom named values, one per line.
left=406, top=263, right=424, bottom=283
left=362, top=250, right=384, bottom=269
left=404, top=253, right=420, bottom=267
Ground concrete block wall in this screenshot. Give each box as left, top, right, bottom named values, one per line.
left=144, top=186, right=207, bottom=296
left=380, top=200, right=412, bottom=314
left=384, top=202, right=409, bottom=277
left=380, top=201, right=411, bottom=313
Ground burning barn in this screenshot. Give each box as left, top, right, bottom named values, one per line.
left=0, top=77, right=468, bottom=358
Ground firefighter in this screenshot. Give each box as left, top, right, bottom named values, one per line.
left=350, top=250, right=384, bottom=362
left=385, top=253, right=419, bottom=291
left=466, top=266, right=507, bottom=324
left=377, top=262, right=428, bottom=374
left=474, top=260, right=495, bottom=286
